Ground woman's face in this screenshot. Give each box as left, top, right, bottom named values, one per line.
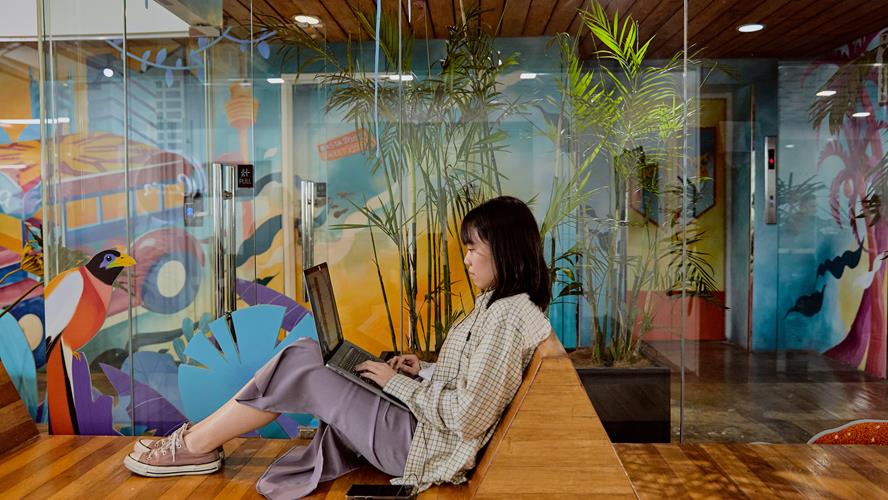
left=463, top=230, right=495, bottom=290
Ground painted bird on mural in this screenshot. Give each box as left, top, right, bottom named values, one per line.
left=44, top=249, right=136, bottom=434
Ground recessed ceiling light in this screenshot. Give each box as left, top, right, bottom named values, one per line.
left=737, top=23, right=764, bottom=33
left=852, top=111, right=871, bottom=118
left=294, top=15, right=321, bottom=26
left=785, top=144, right=795, bottom=148
left=267, top=77, right=284, bottom=84
left=816, top=90, right=837, bottom=97
left=103, top=68, right=114, bottom=78
left=519, top=72, right=538, bottom=80
left=388, top=74, right=414, bottom=82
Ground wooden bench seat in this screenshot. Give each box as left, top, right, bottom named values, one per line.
left=0, top=334, right=637, bottom=499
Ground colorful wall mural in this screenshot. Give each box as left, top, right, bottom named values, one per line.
left=0, top=42, right=48, bottom=423
left=625, top=97, right=728, bottom=342
left=768, top=28, right=887, bottom=378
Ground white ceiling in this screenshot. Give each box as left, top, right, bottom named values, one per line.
left=0, top=0, right=189, bottom=41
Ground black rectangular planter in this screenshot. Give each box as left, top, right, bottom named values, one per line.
left=575, top=365, right=671, bottom=443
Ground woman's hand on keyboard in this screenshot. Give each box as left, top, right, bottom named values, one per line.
left=387, top=354, right=420, bottom=377
left=355, top=361, right=397, bottom=388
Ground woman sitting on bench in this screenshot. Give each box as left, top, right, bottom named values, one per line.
left=123, top=195, right=553, bottom=499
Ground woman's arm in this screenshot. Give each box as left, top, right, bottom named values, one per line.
left=383, top=318, right=523, bottom=440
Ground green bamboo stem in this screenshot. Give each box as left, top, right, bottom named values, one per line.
left=368, top=223, right=398, bottom=351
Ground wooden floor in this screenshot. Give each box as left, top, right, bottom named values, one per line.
left=5, top=435, right=888, bottom=499
left=616, top=443, right=888, bottom=499
left=646, top=341, right=888, bottom=443
left=0, top=435, right=431, bottom=500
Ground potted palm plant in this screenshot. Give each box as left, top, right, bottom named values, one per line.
left=545, top=2, right=719, bottom=442
left=256, top=7, right=526, bottom=357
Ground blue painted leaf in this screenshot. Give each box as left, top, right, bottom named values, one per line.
left=258, top=41, right=270, bottom=59
left=71, top=354, right=116, bottom=435
left=198, top=37, right=208, bottom=49
left=156, top=48, right=167, bottom=64
left=125, top=351, right=184, bottom=412
left=141, top=50, right=150, bottom=72
left=178, top=305, right=317, bottom=438
left=165, top=69, right=173, bottom=87
left=0, top=314, right=38, bottom=418
left=236, top=278, right=311, bottom=333
left=181, top=317, right=194, bottom=341
left=175, top=57, right=183, bottom=68
left=240, top=42, right=247, bottom=53
left=101, top=362, right=186, bottom=436
left=197, top=67, right=205, bottom=82
left=173, top=338, right=186, bottom=362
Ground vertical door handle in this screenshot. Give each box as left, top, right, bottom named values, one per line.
left=212, top=163, right=238, bottom=318
left=300, top=180, right=316, bottom=302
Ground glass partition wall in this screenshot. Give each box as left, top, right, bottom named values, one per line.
left=678, top=3, right=888, bottom=443
left=28, top=0, right=697, bottom=440
left=37, top=0, right=266, bottom=435
left=23, top=0, right=886, bottom=444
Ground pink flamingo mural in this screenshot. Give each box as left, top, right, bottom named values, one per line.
left=805, top=30, right=888, bottom=378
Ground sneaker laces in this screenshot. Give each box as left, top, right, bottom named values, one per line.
left=148, top=422, right=188, bottom=461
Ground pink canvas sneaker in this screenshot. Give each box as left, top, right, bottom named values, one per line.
left=132, top=422, right=225, bottom=459
left=123, top=423, right=222, bottom=477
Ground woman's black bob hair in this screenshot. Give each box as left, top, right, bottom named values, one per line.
left=460, top=195, right=551, bottom=311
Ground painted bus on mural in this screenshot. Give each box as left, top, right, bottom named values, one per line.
left=0, top=132, right=208, bottom=370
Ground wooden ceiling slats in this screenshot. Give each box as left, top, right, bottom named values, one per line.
left=665, top=0, right=742, bottom=52
left=428, top=0, right=456, bottom=38
left=400, top=0, right=429, bottom=39
left=770, top=0, right=871, bottom=56
left=606, top=0, right=676, bottom=58
left=315, top=0, right=363, bottom=39
left=415, top=0, right=438, bottom=38
left=645, top=6, right=683, bottom=57
left=399, top=0, right=417, bottom=37
left=577, top=0, right=617, bottom=60
left=564, top=7, right=585, bottom=39
left=545, top=0, right=585, bottom=35
left=269, top=0, right=347, bottom=41
left=501, top=0, right=533, bottom=37
left=219, top=1, right=888, bottom=59
left=223, top=0, right=253, bottom=25
left=351, top=0, right=380, bottom=34
left=657, top=0, right=763, bottom=58
left=777, top=0, right=886, bottom=56
left=700, top=0, right=805, bottom=58
left=749, top=0, right=860, bottom=58
left=523, top=0, right=558, bottom=36
left=480, top=0, right=506, bottom=35
left=632, top=0, right=669, bottom=28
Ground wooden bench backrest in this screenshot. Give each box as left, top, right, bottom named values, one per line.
left=0, top=362, right=39, bottom=456
left=465, top=332, right=565, bottom=497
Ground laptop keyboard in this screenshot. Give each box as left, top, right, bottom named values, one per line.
left=341, top=348, right=374, bottom=374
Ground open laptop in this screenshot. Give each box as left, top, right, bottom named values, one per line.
left=304, top=263, right=408, bottom=411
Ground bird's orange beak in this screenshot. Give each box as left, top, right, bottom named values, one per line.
left=107, top=252, right=136, bottom=268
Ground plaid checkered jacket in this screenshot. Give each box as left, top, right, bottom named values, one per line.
left=383, top=291, right=552, bottom=491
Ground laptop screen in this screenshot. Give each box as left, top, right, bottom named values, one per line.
left=303, top=263, right=344, bottom=361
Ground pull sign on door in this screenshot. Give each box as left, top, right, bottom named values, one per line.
left=237, top=164, right=254, bottom=189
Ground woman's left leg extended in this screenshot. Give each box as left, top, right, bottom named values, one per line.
left=183, top=396, right=280, bottom=454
